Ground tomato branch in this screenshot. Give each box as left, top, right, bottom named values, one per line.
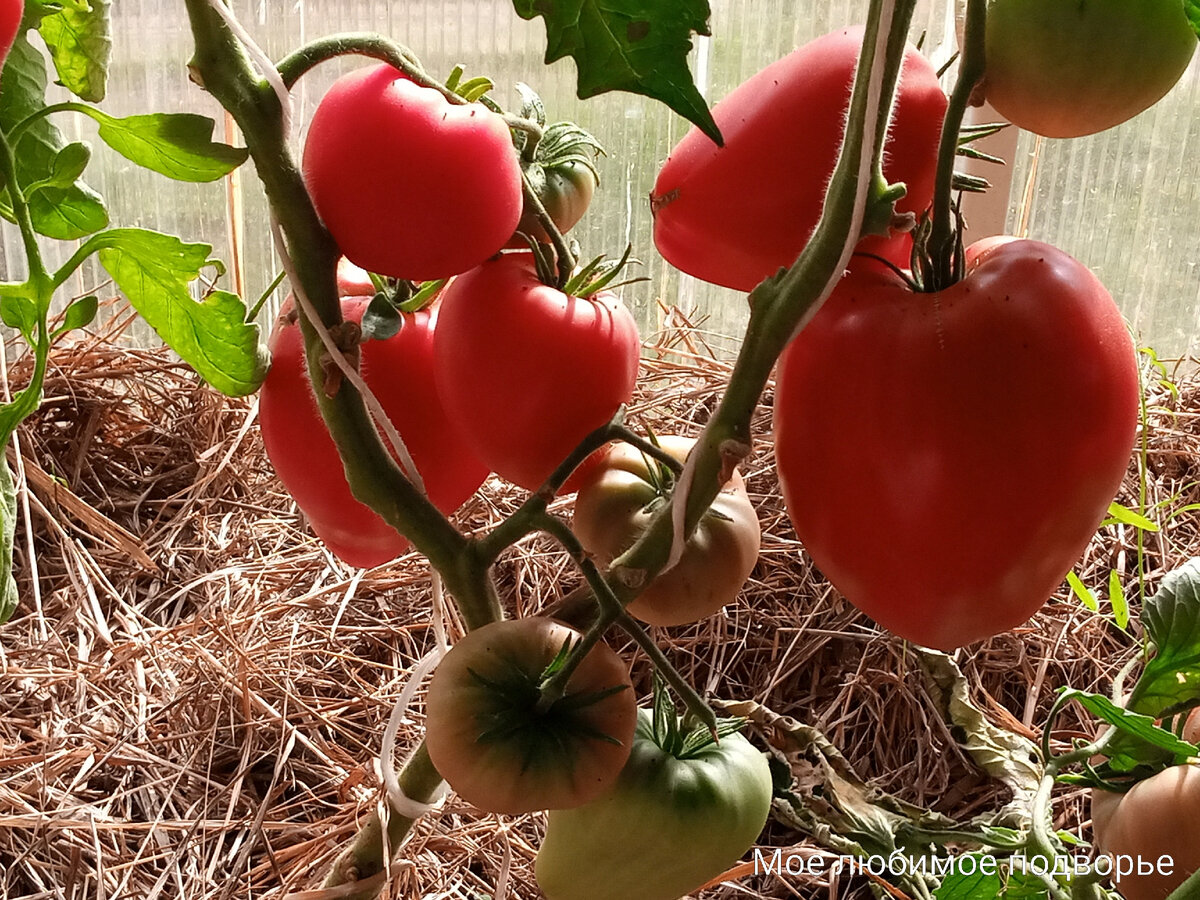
left=601, top=0, right=919, bottom=606
left=921, top=0, right=987, bottom=291
left=473, top=410, right=681, bottom=566
left=275, top=33, right=427, bottom=92
left=184, top=0, right=505, bottom=631
left=535, top=512, right=717, bottom=733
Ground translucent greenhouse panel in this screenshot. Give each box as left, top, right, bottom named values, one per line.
left=1005, top=57, right=1200, bottom=360
left=7, top=2, right=1196, bottom=358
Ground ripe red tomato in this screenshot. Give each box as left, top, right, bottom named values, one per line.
left=651, top=26, right=947, bottom=292
left=433, top=252, right=641, bottom=492
left=981, top=0, right=1197, bottom=138
left=572, top=436, right=761, bottom=626
left=0, top=0, right=22, bottom=70
left=1091, top=764, right=1200, bottom=900
left=259, top=287, right=488, bottom=568
left=425, top=618, right=637, bottom=814
left=774, top=239, right=1139, bottom=650
left=302, top=64, right=523, bottom=281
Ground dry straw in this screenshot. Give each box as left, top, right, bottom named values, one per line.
left=1, top=300, right=1197, bottom=899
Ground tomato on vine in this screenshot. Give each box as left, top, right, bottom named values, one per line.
left=980, top=0, right=1197, bottom=138
left=536, top=690, right=773, bottom=900
left=259, top=272, right=488, bottom=568
left=572, top=435, right=761, bottom=626
left=774, top=239, right=1139, bottom=650
left=302, top=63, right=523, bottom=281
left=651, top=26, right=947, bottom=292
left=424, top=618, right=637, bottom=814
left=508, top=86, right=603, bottom=245
left=433, top=250, right=641, bottom=492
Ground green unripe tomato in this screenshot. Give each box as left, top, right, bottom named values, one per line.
left=981, top=0, right=1197, bottom=138
left=536, top=707, right=773, bottom=900
left=516, top=158, right=596, bottom=243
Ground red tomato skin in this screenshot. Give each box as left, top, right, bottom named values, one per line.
left=302, top=64, right=522, bottom=281
left=651, top=26, right=947, bottom=292
left=1091, top=765, right=1200, bottom=900
left=0, top=0, right=22, bottom=69
left=260, top=297, right=488, bottom=567
left=433, top=252, right=641, bottom=492
left=774, top=240, right=1139, bottom=650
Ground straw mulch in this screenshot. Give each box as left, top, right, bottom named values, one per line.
left=1, top=302, right=1196, bottom=900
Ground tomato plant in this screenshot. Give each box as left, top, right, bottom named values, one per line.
left=424, top=618, right=637, bottom=814
left=774, top=239, right=1140, bottom=650
left=259, top=285, right=488, bottom=568
left=433, top=251, right=641, bottom=492
left=302, top=63, right=523, bottom=281
left=572, top=435, right=761, bottom=626
left=650, top=26, right=947, bottom=292
left=1091, top=764, right=1200, bottom=900
left=536, top=700, right=773, bottom=900
left=981, top=0, right=1197, bottom=138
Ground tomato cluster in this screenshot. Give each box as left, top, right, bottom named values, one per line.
left=254, top=13, right=1173, bottom=897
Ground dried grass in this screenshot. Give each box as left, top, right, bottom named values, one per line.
left=1, top=303, right=1197, bottom=900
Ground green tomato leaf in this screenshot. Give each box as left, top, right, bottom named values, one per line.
left=90, top=110, right=248, bottom=182
left=48, top=141, right=93, bottom=186
left=510, top=0, right=722, bottom=146
left=55, top=294, right=98, bottom=336
left=361, top=292, right=402, bottom=341
left=1185, top=0, right=1200, bottom=38
left=37, top=0, right=112, bottom=102
left=1132, top=558, right=1200, bottom=717
left=0, top=31, right=108, bottom=239
left=0, top=295, right=38, bottom=338
left=935, top=863, right=1049, bottom=899
left=91, top=229, right=268, bottom=397
left=0, top=451, right=19, bottom=625
left=1068, top=689, right=1197, bottom=772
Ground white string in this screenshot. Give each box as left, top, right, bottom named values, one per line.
left=268, top=214, right=427, bottom=493
left=377, top=647, right=447, bottom=818
left=378, top=572, right=452, bottom=819
left=203, top=0, right=294, bottom=138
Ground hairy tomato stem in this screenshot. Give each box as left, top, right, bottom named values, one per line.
left=922, top=0, right=987, bottom=290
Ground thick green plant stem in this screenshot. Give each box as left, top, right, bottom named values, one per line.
left=923, top=0, right=987, bottom=290
left=602, top=0, right=919, bottom=606
left=182, top=0, right=500, bottom=630
left=0, top=130, right=54, bottom=446
left=183, top=6, right=505, bottom=893
left=321, top=745, right=443, bottom=898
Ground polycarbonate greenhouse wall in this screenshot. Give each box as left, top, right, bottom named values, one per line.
left=2, top=0, right=1199, bottom=358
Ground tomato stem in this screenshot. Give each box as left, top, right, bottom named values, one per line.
left=275, top=32, right=436, bottom=96
left=536, top=513, right=718, bottom=733
left=921, top=0, right=987, bottom=291
left=520, top=170, right=577, bottom=285
left=184, top=0, right=502, bottom=623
